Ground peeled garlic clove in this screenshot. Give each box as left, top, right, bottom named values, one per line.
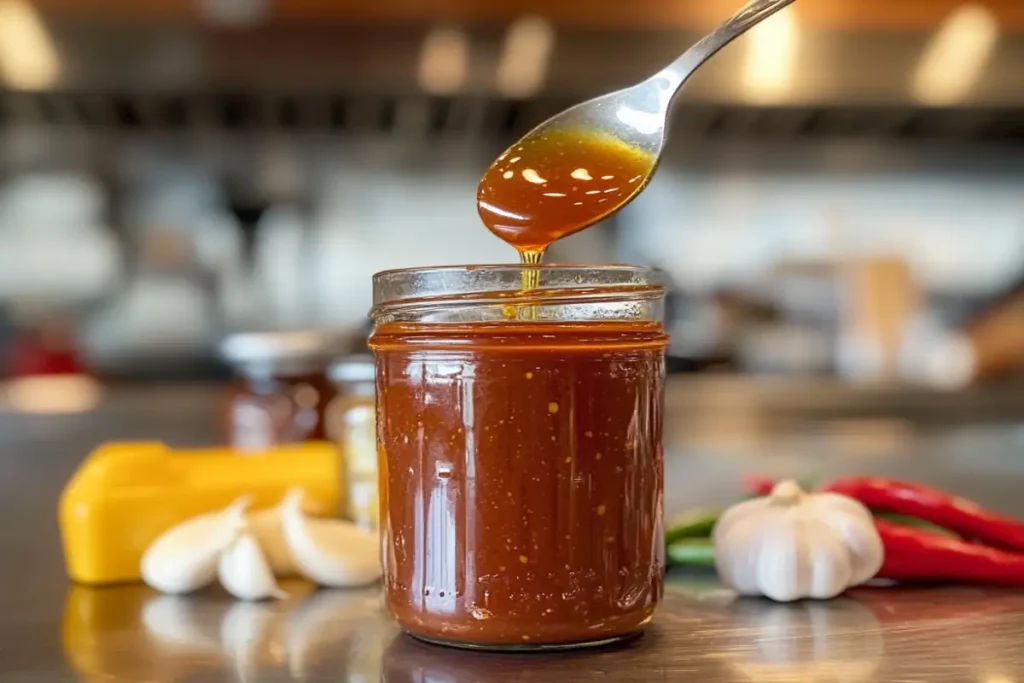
left=141, top=497, right=248, bottom=594
left=218, top=531, right=287, bottom=601
left=248, top=507, right=296, bottom=577
left=281, top=489, right=382, bottom=587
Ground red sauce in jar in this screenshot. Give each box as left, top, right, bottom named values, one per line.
left=371, top=320, right=667, bottom=647
left=222, top=371, right=334, bottom=452
left=219, top=331, right=343, bottom=452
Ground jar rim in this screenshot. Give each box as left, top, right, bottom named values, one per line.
left=371, top=263, right=665, bottom=323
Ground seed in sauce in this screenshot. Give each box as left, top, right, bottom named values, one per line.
left=597, top=505, right=606, bottom=516
left=525, top=371, right=534, bottom=379
left=520, top=555, right=529, bottom=564
left=585, top=431, right=593, bottom=438
left=595, top=452, right=603, bottom=460
left=548, top=402, right=559, bottom=414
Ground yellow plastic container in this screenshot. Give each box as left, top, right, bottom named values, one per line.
left=59, top=441, right=342, bottom=585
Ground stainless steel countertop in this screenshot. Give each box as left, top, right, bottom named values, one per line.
left=5, top=383, right=1024, bottom=682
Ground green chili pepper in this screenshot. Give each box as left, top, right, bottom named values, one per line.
left=875, top=512, right=959, bottom=539
left=667, top=538, right=716, bottom=567
left=665, top=508, right=722, bottom=544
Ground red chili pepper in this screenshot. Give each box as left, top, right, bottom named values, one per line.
left=875, top=519, right=1024, bottom=585
left=741, top=474, right=775, bottom=497
left=821, top=477, right=1024, bottom=552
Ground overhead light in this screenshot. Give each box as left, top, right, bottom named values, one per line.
left=0, top=0, right=59, bottom=91
left=418, top=26, right=468, bottom=95
left=496, top=16, right=555, bottom=98
left=740, top=6, right=799, bottom=105
left=913, top=4, right=998, bottom=106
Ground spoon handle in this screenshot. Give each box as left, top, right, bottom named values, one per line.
left=657, top=0, right=797, bottom=91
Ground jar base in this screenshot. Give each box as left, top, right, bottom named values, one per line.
left=404, top=629, right=643, bottom=653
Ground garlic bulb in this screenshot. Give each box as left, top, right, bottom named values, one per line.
left=248, top=506, right=297, bottom=577
left=712, top=481, right=883, bottom=602
left=141, top=497, right=249, bottom=594
left=281, top=489, right=382, bottom=587
left=218, top=531, right=287, bottom=601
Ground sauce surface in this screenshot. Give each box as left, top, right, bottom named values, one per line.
left=371, top=321, right=667, bottom=646
left=477, top=128, right=655, bottom=260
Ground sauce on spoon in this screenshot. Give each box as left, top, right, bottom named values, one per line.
left=477, top=127, right=655, bottom=263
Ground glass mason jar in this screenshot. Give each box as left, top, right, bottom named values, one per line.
left=219, top=331, right=344, bottom=453
left=327, top=355, right=378, bottom=529
left=369, top=265, right=668, bottom=651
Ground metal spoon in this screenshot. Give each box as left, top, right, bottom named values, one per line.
left=478, top=0, right=797, bottom=253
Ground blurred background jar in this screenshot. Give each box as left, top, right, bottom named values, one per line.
left=219, top=330, right=347, bottom=453
left=327, top=355, right=377, bottom=529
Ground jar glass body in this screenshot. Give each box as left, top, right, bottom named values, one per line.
left=327, top=356, right=379, bottom=529
left=223, top=365, right=335, bottom=452
left=369, top=265, right=668, bottom=650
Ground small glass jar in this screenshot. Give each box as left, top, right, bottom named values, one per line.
left=327, top=355, right=378, bottom=529
left=369, top=265, right=668, bottom=651
left=220, top=331, right=344, bottom=453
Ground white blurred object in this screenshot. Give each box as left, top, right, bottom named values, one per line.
left=0, top=230, right=119, bottom=301
left=0, top=172, right=104, bottom=227
left=84, top=278, right=214, bottom=359
left=0, top=173, right=119, bottom=301
left=739, top=324, right=833, bottom=376
left=254, top=204, right=308, bottom=328
left=897, top=311, right=975, bottom=389
left=836, top=257, right=920, bottom=383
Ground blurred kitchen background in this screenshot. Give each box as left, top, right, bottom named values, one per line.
left=1, top=0, right=1024, bottom=415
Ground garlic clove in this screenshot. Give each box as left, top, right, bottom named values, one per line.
left=281, top=489, right=382, bottom=588
left=247, top=506, right=297, bottom=577
left=810, top=493, right=884, bottom=586
left=218, top=530, right=288, bottom=601
left=141, top=497, right=249, bottom=594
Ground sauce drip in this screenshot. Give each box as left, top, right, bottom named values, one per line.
left=477, top=127, right=655, bottom=263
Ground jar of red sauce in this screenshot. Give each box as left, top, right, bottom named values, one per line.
left=220, top=331, right=345, bottom=453
left=369, top=265, right=668, bottom=650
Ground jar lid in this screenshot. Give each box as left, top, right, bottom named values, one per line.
left=328, top=354, right=375, bottom=384
left=220, top=330, right=348, bottom=373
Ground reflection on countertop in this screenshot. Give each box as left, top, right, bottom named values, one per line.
left=59, top=573, right=1024, bottom=683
